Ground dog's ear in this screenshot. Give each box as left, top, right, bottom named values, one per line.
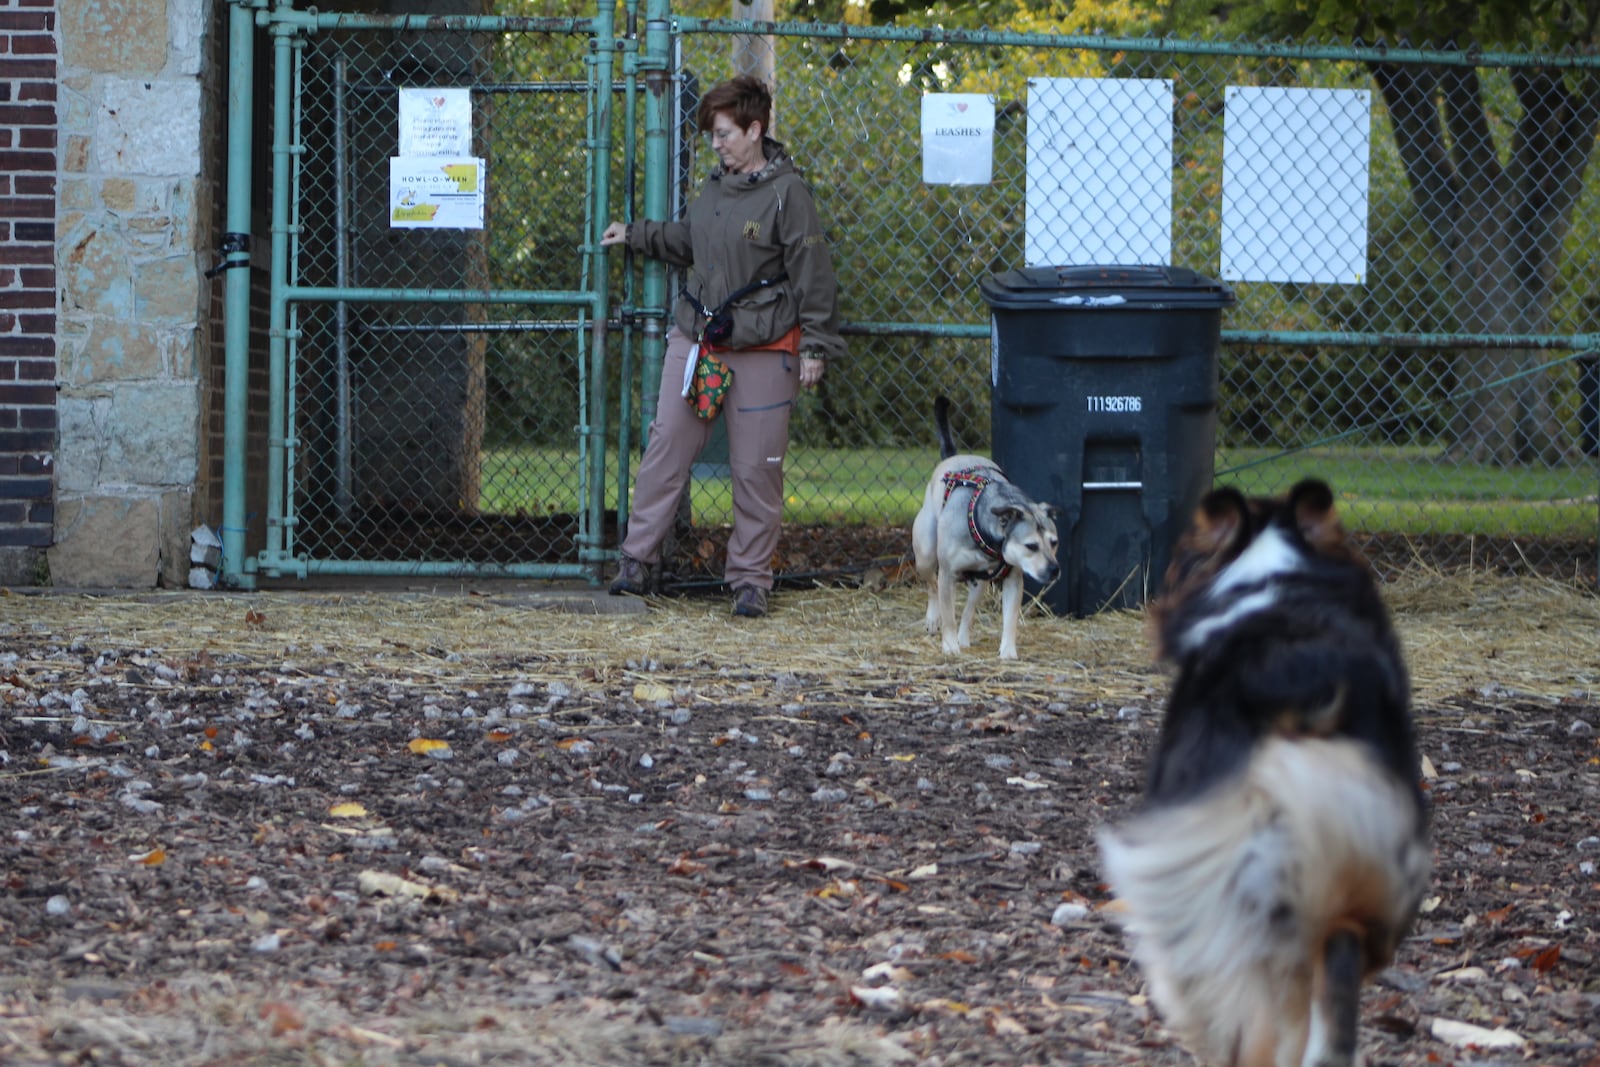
left=990, top=503, right=1024, bottom=529
left=1188, top=488, right=1251, bottom=559
left=1288, top=478, right=1362, bottom=565
left=1158, top=488, right=1250, bottom=595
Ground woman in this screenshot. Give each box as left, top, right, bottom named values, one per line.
left=600, top=75, right=845, bottom=618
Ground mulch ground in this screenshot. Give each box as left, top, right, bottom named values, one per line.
left=0, top=577, right=1596, bottom=1066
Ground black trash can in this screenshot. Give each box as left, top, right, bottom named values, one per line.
left=981, top=264, right=1235, bottom=617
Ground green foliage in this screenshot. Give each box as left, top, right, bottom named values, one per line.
left=1214, top=0, right=1599, bottom=49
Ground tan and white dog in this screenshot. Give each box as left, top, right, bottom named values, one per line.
left=911, top=397, right=1060, bottom=660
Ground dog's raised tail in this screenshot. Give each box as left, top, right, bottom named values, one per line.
left=933, top=395, right=958, bottom=460
left=1098, top=737, right=1430, bottom=1067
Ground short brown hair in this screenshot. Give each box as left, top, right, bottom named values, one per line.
left=696, top=75, right=773, bottom=136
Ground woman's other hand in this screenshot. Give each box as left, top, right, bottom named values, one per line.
left=800, top=356, right=825, bottom=390
left=600, top=221, right=627, bottom=247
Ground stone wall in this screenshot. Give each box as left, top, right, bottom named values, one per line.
left=48, top=0, right=210, bottom=586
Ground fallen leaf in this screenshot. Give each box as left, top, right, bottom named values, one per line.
left=1430, top=1018, right=1525, bottom=1049
left=920, top=998, right=971, bottom=1015
left=342, top=1025, right=403, bottom=1048
left=128, top=847, right=166, bottom=867
left=633, top=683, right=673, bottom=703
left=849, top=985, right=902, bottom=1012
left=666, top=857, right=707, bottom=876
left=486, top=730, right=513, bottom=743
left=1531, top=944, right=1561, bottom=972
left=328, top=802, right=369, bottom=818
left=1420, top=754, right=1438, bottom=779
left=407, top=738, right=450, bottom=755
left=356, top=869, right=460, bottom=903
left=1438, top=966, right=1488, bottom=983
left=983, top=1012, right=1028, bottom=1036
left=258, top=1001, right=304, bottom=1035
left=815, top=878, right=859, bottom=900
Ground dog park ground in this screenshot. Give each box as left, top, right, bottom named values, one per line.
left=1, top=572, right=1596, bottom=1066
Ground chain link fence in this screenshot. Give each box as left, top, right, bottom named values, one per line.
left=259, top=6, right=1599, bottom=588
left=664, top=22, right=1599, bottom=584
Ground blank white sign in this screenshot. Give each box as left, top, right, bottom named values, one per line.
left=1222, top=86, right=1370, bottom=284
left=1026, top=77, right=1173, bottom=267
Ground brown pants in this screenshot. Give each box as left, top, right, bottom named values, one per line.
left=620, top=329, right=800, bottom=591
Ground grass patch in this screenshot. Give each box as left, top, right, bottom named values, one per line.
left=477, top=444, right=1596, bottom=539
left=1217, top=447, right=1597, bottom=538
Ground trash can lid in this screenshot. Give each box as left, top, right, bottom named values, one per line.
left=981, top=264, right=1236, bottom=310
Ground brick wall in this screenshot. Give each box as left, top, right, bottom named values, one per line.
left=0, top=0, right=56, bottom=580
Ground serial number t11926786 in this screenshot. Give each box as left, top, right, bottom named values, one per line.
left=1086, top=395, right=1142, bottom=413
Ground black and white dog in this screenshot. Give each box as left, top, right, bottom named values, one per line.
left=912, top=396, right=1059, bottom=660
left=1098, top=479, right=1431, bottom=1067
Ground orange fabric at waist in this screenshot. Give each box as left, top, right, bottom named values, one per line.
left=707, top=325, right=802, bottom=357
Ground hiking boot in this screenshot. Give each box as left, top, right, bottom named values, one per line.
left=731, top=585, right=768, bottom=618
left=608, top=555, right=656, bottom=596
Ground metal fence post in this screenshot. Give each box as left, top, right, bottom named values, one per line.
left=636, top=0, right=672, bottom=443
left=220, top=0, right=262, bottom=589
left=584, top=0, right=618, bottom=576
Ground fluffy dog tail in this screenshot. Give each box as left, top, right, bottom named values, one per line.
left=933, top=395, right=958, bottom=460
left=1098, top=737, right=1430, bottom=1067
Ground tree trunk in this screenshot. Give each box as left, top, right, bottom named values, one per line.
left=1373, top=62, right=1600, bottom=464
left=732, top=1, right=775, bottom=89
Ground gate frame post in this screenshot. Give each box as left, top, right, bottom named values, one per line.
left=220, top=0, right=266, bottom=589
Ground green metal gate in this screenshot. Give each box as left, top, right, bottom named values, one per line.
left=221, top=1, right=640, bottom=586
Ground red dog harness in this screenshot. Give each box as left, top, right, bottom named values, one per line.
left=941, top=468, right=1012, bottom=581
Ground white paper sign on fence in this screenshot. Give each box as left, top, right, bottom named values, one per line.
left=1221, top=86, right=1370, bottom=284
left=389, top=156, right=485, bottom=229
left=398, top=88, right=473, bottom=156
left=921, top=94, right=995, bottom=185
left=1025, top=77, right=1173, bottom=267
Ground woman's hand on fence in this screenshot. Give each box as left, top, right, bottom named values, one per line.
left=600, top=221, right=626, bottom=247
